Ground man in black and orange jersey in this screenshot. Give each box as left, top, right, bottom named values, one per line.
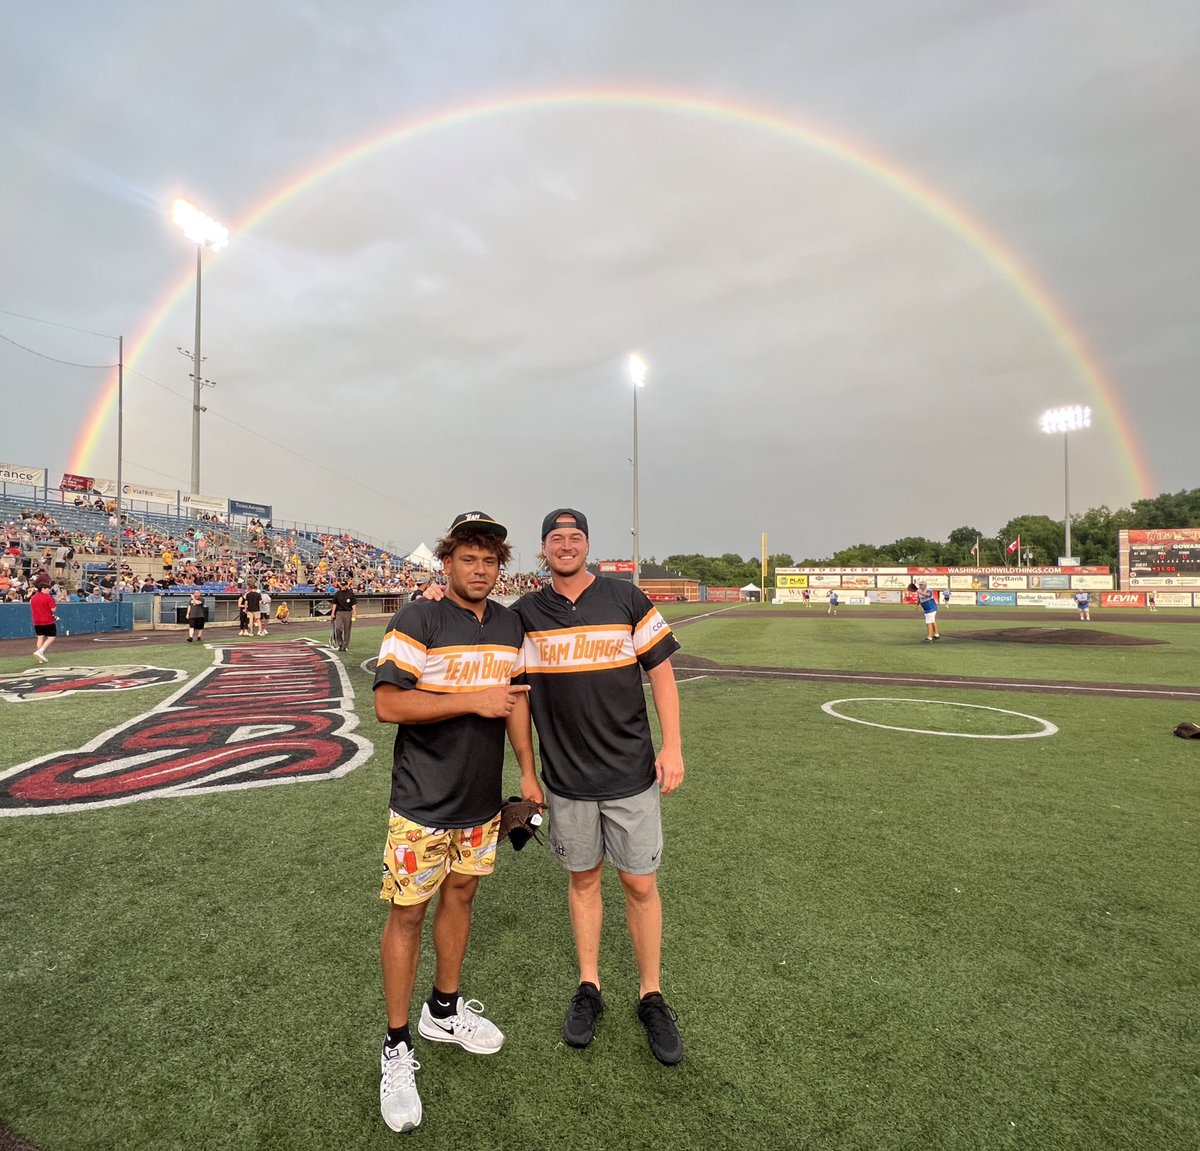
left=371, top=510, right=528, bottom=1134
left=508, top=508, right=686, bottom=1066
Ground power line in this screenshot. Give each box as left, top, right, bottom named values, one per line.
left=125, top=367, right=431, bottom=519
left=0, top=307, right=117, bottom=341
left=0, top=330, right=117, bottom=369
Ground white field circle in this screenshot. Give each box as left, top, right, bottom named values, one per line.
left=822, top=697, right=1058, bottom=739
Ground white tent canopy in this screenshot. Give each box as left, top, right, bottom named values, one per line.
left=403, top=542, right=436, bottom=569
left=740, top=582, right=760, bottom=592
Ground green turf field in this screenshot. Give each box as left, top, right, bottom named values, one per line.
left=2, top=609, right=1198, bottom=1150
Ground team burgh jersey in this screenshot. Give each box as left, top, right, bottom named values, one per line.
left=513, top=576, right=680, bottom=801
left=373, top=597, right=524, bottom=827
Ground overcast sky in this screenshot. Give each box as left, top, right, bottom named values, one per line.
left=3, top=1, right=1196, bottom=565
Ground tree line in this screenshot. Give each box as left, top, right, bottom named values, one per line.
left=650, top=488, right=1200, bottom=587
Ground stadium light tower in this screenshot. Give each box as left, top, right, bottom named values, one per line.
left=172, top=198, right=228, bottom=494
left=1039, top=404, right=1091, bottom=563
left=628, top=353, right=648, bottom=588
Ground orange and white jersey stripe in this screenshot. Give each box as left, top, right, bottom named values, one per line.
left=377, top=630, right=522, bottom=692
left=521, top=607, right=672, bottom=676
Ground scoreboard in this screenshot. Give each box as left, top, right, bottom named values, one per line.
left=1129, top=545, right=1200, bottom=577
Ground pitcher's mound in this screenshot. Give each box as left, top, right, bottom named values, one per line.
left=957, top=627, right=1161, bottom=646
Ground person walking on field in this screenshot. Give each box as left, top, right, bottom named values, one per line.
left=237, top=588, right=250, bottom=636
left=915, top=580, right=941, bottom=642
left=372, top=511, right=528, bottom=1134
left=331, top=580, right=357, bottom=651
left=1074, top=590, right=1092, bottom=621
left=827, top=590, right=838, bottom=615
left=244, top=582, right=263, bottom=636
left=30, top=583, right=59, bottom=662
left=185, top=590, right=207, bottom=643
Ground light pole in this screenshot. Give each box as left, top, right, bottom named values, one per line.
left=172, top=198, right=228, bottom=494
left=628, top=353, right=647, bottom=588
left=1039, top=404, right=1091, bottom=562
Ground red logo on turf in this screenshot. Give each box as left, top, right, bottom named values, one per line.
left=0, top=665, right=186, bottom=703
left=0, top=640, right=373, bottom=816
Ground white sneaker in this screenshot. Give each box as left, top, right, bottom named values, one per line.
left=34, top=650, right=47, bottom=663
left=380, top=1041, right=422, bottom=1133
left=418, top=997, right=504, bottom=1054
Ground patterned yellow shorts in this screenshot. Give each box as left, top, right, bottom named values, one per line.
left=379, top=810, right=501, bottom=906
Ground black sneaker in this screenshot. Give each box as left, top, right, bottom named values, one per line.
left=563, top=982, right=605, bottom=1048
left=637, top=992, right=683, bottom=1065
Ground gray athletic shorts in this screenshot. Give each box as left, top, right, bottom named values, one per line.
left=546, top=783, right=663, bottom=875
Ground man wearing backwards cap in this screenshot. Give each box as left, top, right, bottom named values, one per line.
left=371, top=510, right=529, bottom=1133
left=509, top=507, right=686, bottom=1066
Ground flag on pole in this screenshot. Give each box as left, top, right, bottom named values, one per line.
left=970, top=537, right=980, bottom=561
left=1006, top=536, right=1021, bottom=555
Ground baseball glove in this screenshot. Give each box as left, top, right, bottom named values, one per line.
left=499, top=796, right=546, bottom=851
left=1173, top=721, right=1200, bottom=739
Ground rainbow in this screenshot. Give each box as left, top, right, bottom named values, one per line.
left=68, top=86, right=1155, bottom=495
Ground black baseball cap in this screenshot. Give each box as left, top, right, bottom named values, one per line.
left=448, top=511, right=508, bottom=540
left=541, top=508, right=589, bottom=539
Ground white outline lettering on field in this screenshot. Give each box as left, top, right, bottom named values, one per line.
left=821, top=697, right=1058, bottom=739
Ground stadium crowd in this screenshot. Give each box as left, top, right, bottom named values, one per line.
left=2, top=504, right=542, bottom=603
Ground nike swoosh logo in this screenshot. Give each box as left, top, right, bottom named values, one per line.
left=427, top=1017, right=454, bottom=1031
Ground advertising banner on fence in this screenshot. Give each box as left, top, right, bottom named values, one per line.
left=1071, top=574, right=1115, bottom=590
left=775, top=573, right=810, bottom=588
left=875, top=574, right=912, bottom=589
left=229, top=499, right=272, bottom=519
left=772, top=588, right=808, bottom=603
left=1128, top=576, right=1193, bottom=587
left=1045, top=598, right=1078, bottom=610
left=597, top=561, right=635, bottom=573
left=1016, top=592, right=1062, bottom=606
left=180, top=493, right=226, bottom=516
left=806, top=573, right=844, bottom=588
left=58, top=473, right=94, bottom=492
left=122, top=482, right=176, bottom=506
left=989, top=575, right=1028, bottom=590
left=866, top=589, right=903, bottom=604
left=978, top=591, right=1017, bottom=606
left=1029, top=573, right=1070, bottom=589
left=1151, top=591, right=1195, bottom=607
left=0, top=463, right=45, bottom=487
left=1102, top=591, right=1144, bottom=608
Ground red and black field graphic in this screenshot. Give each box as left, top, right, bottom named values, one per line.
left=0, top=664, right=187, bottom=703
left=0, top=639, right=373, bottom=816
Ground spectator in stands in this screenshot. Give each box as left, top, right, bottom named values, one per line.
left=85, top=586, right=106, bottom=603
